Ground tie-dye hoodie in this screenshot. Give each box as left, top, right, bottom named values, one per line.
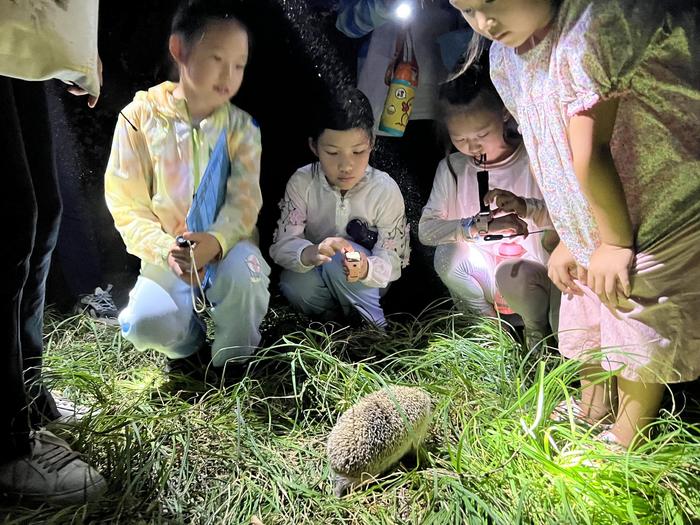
left=105, top=81, right=262, bottom=269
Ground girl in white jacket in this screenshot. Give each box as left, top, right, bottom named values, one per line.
left=270, top=87, right=409, bottom=327
left=419, top=66, right=559, bottom=349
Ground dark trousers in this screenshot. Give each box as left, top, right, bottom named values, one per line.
left=46, top=83, right=103, bottom=301
left=1, top=78, right=60, bottom=462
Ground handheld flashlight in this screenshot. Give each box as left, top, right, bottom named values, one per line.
left=394, top=1, right=413, bottom=21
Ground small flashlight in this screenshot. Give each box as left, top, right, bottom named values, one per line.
left=394, top=1, right=413, bottom=21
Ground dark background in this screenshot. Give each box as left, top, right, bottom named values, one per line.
left=46, top=0, right=448, bottom=315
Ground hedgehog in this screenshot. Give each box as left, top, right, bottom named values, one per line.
left=326, top=386, right=433, bottom=496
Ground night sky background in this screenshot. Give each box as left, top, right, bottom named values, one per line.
left=45, top=0, right=449, bottom=315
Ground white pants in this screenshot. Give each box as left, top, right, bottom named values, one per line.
left=119, top=241, right=271, bottom=367
left=434, top=242, right=559, bottom=334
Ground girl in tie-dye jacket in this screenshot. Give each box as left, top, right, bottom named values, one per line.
left=105, top=1, right=270, bottom=375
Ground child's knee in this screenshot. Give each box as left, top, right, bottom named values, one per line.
left=119, top=308, right=189, bottom=351
left=495, top=260, right=524, bottom=293
left=435, top=258, right=475, bottom=292
left=217, top=242, right=271, bottom=290
left=279, top=274, right=313, bottom=305
left=322, top=256, right=348, bottom=283
left=433, top=244, right=474, bottom=281
left=495, top=260, right=546, bottom=297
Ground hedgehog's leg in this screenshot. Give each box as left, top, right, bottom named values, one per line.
left=332, top=474, right=355, bottom=497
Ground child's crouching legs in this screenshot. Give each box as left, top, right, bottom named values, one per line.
left=119, top=273, right=206, bottom=359
left=495, top=259, right=557, bottom=349
left=434, top=243, right=496, bottom=316
left=319, top=243, right=386, bottom=327
left=494, top=259, right=550, bottom=329
left=206, top=241, right=271, bottom=368
left=279, top=267, right=338, bottom=320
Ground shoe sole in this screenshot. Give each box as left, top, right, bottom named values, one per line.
left=1, top=477, right=108, bottom=506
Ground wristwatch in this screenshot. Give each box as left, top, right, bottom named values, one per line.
left=473, top=212, right=492, bottom=236
left=345, top=251, right=362, bottom=280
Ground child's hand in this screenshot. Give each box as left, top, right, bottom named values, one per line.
left=587, top=243, right=633, bottom=307
left=167, top=244, right=206, bottom=286
left=548, top=242, right=585, bottom=297
left=488, top=213, right=529, bottom=237
left=301, top=237, right=354, bottom=267
left=484, top=189, right=527, bottom=217
left=181, top=232, right=223, bottom=269
left=343, top=250, right=369, bottom=283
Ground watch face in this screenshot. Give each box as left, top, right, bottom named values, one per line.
left=345, top=251, right=361, bottom=262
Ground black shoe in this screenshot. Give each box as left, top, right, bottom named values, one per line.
left=163, top=344, right=219, bottom=391
left=215, top=361, right=249, bottom=388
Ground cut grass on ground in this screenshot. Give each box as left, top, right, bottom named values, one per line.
left=2, top=306, right=699, bottom=524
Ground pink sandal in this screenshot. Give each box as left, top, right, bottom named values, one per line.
left=550, top=399, right=613, bottom=430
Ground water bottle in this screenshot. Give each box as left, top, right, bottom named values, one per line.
left=379, top=30, right=419, bottom=137
left=493, top=242, right=525, bottom=315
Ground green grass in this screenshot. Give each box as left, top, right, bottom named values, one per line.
left=2, top=306, right=699, bottom=524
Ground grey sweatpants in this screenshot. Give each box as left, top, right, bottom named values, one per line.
left=119, top=241, right=271, bottom=367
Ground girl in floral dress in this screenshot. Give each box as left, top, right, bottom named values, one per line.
left=449, top=0, right=700, bottom=449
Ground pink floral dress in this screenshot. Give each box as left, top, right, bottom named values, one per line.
left=490, top=0, right=700, bottom=382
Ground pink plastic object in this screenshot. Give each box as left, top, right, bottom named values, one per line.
left=494, top=242, right=526, bottom=314
left=498, top=242, right=525, bottom=257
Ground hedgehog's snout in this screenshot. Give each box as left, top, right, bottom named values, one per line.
left=332, top=475, right=353, bottom=497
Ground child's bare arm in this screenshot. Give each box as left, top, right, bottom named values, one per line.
left=569, top=97, right=633, bottom=305
left=569, top=98, right=632, bottom=247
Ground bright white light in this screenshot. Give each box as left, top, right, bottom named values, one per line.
left=394, top=2, right=413, bottom=21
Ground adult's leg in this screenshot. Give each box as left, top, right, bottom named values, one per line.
left=0, top=78, right=106, bottom=504
left=0, top=77, right=40, bottom=460
left=46, top=83, right=103, bottom=300
left=14, top=82, right=63, bottom=426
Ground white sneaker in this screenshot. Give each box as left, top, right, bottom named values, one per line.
left=75, top=284, right=119, bottom=326
left=50, top=393, right=101, bottom=426
left=0, top=430, right=107, bottom=505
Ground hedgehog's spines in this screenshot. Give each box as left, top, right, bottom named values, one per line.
left=326, top=386, right=432, bottom=496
